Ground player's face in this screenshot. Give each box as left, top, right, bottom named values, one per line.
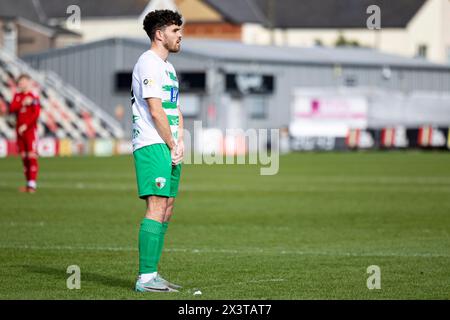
left=17, top=78, right=31, bottom=92
left=162, top=24, right=182, bottom=53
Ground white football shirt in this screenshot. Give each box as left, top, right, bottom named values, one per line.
left=131, top=50, right=180, bottom=151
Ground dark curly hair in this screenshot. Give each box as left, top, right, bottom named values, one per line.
left=16, top=73, right=31, bottom=82
left=143, top=10, right=183, bottom=41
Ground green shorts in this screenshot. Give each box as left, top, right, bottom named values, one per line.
left=133, top=143, right=182, bottom=199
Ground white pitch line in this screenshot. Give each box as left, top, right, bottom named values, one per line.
left=2, top=172, right=450, bottom=184
left=0, top=222, right=45, bottom=227
left=0, top=244, right=448, bottom=258
left=0, top=244, right=136, bottom=252
left=1, top=181, right=450, bottom=193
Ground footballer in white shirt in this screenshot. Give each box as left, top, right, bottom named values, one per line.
left=132, top=10, right=184, bottom=293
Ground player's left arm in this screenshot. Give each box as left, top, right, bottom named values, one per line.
left=172, top=107, right=184, bottom=165
left=177, top=107, right=184, bottom=144
left=29, top=96, right=41, bottom=122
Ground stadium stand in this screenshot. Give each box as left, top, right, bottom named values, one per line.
left=0, top=49, right=124, bottom=141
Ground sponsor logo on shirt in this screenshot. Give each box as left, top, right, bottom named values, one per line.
left=170, top=87, right=179, bottom=103
left=143, top=79, right=154, bottom=86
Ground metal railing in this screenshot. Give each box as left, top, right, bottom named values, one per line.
left=0, top=49, right=125, bottom=139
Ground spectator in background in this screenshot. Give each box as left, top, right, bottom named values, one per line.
left=8, top=74, right=41, bottom=193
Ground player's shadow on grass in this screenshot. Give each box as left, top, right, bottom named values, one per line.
left=22, top=265, right=133, bottom=290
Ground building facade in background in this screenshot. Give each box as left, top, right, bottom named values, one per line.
left=0, top=1, right=81, bottom=56
left=23, top=38, right=450, bottom=137
left=1, top=0, right=449, bottom=65
left=236, top=0, right=450, bottom=65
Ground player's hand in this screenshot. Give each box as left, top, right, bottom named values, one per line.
left=169, top=140, right=178, bottom=164
left=171, top=140, right=184, bottom=166
left=23, top=97, right=33, bottom=106
left=18, top=124, right=27, bottom=136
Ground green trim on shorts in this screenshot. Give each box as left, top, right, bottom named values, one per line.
left=133, top=143, right=182, bottom=199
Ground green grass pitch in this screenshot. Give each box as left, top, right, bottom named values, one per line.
left=0, top=151, right=449, bottom=299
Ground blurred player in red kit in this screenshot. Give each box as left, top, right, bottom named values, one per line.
left=9, top=74, right=41, bottom=193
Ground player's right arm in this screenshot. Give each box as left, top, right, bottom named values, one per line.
left=146, top=98, right=176, bottom=150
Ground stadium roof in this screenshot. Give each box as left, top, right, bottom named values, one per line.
left=1, top=1, right=428, bottom=29
left=0, top=0, right=150, bottom=20
left=0, top=0, right=81, bottom=37
left=177, top=39, right=448, bottom=69
left=24, top=37, right=450, bottom=70
left=0, top=0, right=43, bottom=22
left=202, top=0, right=428, bottom=29
left=39, top=0, right=150, bottom=18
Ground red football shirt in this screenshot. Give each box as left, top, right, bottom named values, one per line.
left=9, top=92, right=41, bottom=132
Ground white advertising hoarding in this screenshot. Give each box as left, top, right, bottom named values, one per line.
left=290, top=89, right=368, bottom=138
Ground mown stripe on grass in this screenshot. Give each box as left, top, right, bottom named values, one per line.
left=1, top=181, right=450, bottom=193
left=0, top=244, right=448, bottom=258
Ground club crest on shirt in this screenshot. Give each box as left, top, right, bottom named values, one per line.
left=155, top=177, right=166, bottom=189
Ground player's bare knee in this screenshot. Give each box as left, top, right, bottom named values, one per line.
left=145, top=196, right=168, bottom=222
left=145, top=211, right=165, bottom=222
left=28, top=152, right=37, bottom=159
left=145, top=205, right=165, bottom=222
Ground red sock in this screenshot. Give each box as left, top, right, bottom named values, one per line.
left=28, top=157, right=39, bottom=183
left=22, top=157, right=29, bottom=181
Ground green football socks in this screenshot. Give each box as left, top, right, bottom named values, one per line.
left=139, top=218, right=163, bottom=274
left=156, top=222, right=169, bottom=263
